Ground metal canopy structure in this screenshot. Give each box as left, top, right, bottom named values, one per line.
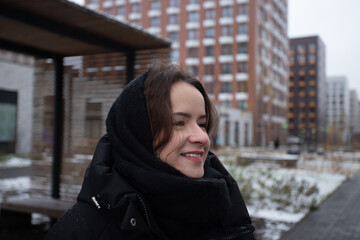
left=0, top=0, right=170, bottom=200
left=0, top=0, right=170, bottom=57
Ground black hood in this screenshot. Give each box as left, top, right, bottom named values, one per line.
left=77, top=71, right=255, bottom=240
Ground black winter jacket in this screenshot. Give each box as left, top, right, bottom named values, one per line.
left=45, top=71, right=255, bottom=240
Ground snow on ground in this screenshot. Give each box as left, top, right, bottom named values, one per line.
left=0, top=176, right=30, bottom=202
left=0, top=157, right=31, bottom=169
left=1, top=152, right=360, bottom=240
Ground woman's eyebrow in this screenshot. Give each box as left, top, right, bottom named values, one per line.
left=173, top=112, right=207, bottom=119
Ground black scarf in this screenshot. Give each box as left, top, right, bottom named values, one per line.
left=78, top=72, right=255, bottom=239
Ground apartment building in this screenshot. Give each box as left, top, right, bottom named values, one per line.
left=85, top=0, right=289, bottom=146
left=349, top=90, right=359, bottom=134
left=288, top=36, right=326, bottom=146
left=326, top=76, right=350, bottom=145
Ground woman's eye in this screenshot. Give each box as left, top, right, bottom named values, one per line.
left=199, top=123, right=207, bottom=129
left=174, top=121, right=185, bottom=127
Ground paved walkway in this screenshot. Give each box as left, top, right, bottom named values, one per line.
left=280, top=170, right=360, bottom=240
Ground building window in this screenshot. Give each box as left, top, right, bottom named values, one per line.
left=309, top=54, right=316, bottom=61
left=188, top=48, right=199, bottom=58
left=221, top=6, right=233, bottom=18
left=204, top=64, right=214, bottom=75
left=85, top=102, right=102, bottom=139
left=238, top=101, right=248, bottom=110
left=224, top=120, right=230, bottom=145
left=234, top=121, right=239, bottom=146
left=168, top=14, right=179, bottom=24
left=188, top=11, right=200, bottom=22
left=237, top=62, right=248, bottom=73
left=238, top=4, right=249, bottom=16
left=205, top=46, right=214, bottom=56
left=105, top=7, right=113, bottom=15
left=169, top=0, right=180, bottom=7
left=309, top=43, right=316, bottom=51
left=168, top=32, right=179, bottom=42
left=205, top=27, right=215, bottom=38
left=237, top=81, right=248, bottom=92
left=117, top=6, right=126, bottom=16
left=131, top=19, right=141, bottom=26
left=150, top=17, right=160, bottom=27
left=297, top=44, right=305, bottom=52
left=205, top=8, right=216, bottom=19
left=151, top=0, right=161, bottom=10
left=131, top=3, right=141, bottom=13
left=188, top=29, right=199, bottom=40
left=222, top=82, right=232, bottom=93
left=237, top=43, right=248, bottom=53
left=221, top=25, right=233, bottom=36
left=90, top=0, right=99, bottom=4
left=238, top=23, right=248, bottom=34
left=188, top=66, right=198, bottom=75
left=221, top=63, right=232, bottom=74
left=189, top=0, right=199, bottom=4
left=170, top=50, right=179, bottom=61
left=205, top=81, right=214, bottom=93
left=221, top=45, right=232, bottom=55
left=244, top=122, right=249, bottom=146
left=297, top=55, right=305, bottom=62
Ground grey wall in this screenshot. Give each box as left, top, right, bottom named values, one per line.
left=0, top=60, right=34, bottom=154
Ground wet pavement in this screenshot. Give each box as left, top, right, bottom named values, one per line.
left=0, top=167, right=30, bottom=179
left=280, top=170, right=360, bottom=240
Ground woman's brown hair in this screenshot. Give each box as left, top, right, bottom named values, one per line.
left=144, top=62, right=218, bottom=154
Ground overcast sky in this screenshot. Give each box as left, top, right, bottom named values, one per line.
left=288, top=0, right=360, bottom=95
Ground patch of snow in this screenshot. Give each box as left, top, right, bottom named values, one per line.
left=0, top=176, right=30, bottom=202
left=0, top=157, right=31, bottom=169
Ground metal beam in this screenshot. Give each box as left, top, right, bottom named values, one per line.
left=126, top=51, right=135, bottom=84
left=0, top=5, right=133, bottom=55
left=0, top=38, right=52, bottom=58
left=51, top=55, right=64, bottom=200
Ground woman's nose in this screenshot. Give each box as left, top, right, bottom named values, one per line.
left=188, top=124, right=209, bottom=145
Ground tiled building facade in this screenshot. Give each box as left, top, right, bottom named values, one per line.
left=326, top=76, right=350, bottom=145
left=288, top=36, right=326, bottom=146
left=85, top=0, right=289, bottom=146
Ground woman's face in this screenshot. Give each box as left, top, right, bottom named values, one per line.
left=158, top=81, right=210, bottom=178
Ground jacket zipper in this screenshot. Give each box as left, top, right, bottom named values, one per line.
left=222, top=225, right=255, bottom=240
left=136, top=194, right=152, bottom=228
left=136, top=194, right=169, bottom=239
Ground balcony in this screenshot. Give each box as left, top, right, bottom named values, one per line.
left=298, top=81, right=305, bottom=87
left=288, top=82, right=294, bottom=87
left=298, top=70, right=306, bottom=76
left=309, top=70, right=316, bottom=75
left=288, top=113, right=294, bottom=118
left=308, top=92, right=316, bottom=97
left=288, top=102, right=294, bottom=107
left=309, top=81, right=316, bottom=86
left=309, top=113, right=316, bottom=118
left=288, top=92, right=294, bottom=98
left=309, top=60, right=316, bottom=65
left=299, top=102, right=306, bottom=108
left=298, top=91, right=306, bottom=97
left=309, top=102, right=316, bottom=107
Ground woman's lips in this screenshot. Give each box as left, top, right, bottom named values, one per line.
left=181, top=152, right=203, bottom=162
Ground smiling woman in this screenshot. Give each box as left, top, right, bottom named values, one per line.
left=45, top=62, right=255, bottom=240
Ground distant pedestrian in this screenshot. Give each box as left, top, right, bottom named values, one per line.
left=45, top=62, right=255, bottom=240
left=274, top=137, right=280, bottom=149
